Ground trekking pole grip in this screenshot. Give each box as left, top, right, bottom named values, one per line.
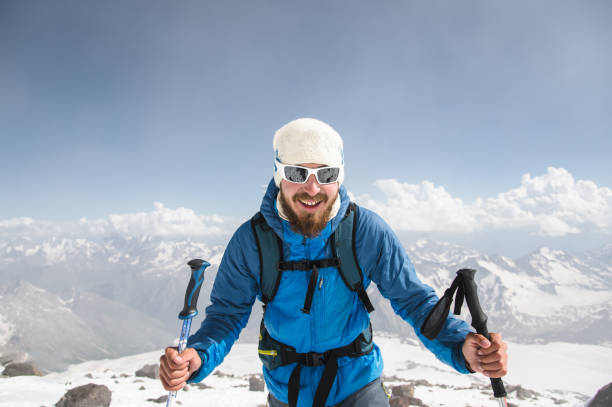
left=456, top=269, right=507, bottom=399
left=178, top=259, right=211, bottom=320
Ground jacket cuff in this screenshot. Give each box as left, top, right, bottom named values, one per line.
left=186, top=350, right=208, bottom=383
left=453, top=342, right=472, bottom=374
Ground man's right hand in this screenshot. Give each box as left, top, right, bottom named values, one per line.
left=159, top=347, right=202, bottom=391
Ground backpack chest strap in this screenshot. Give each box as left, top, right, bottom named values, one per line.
left=278, top=258, right=340, bottom=271
left=277, top=258, right=341, bottom=314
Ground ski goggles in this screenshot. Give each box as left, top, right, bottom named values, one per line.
left=275, top=160, right=343, bottom=184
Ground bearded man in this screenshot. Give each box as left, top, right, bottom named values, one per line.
left=160, top=118, right=508, bottom=407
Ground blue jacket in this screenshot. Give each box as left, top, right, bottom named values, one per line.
left=187, top=180, right=472, bottom=406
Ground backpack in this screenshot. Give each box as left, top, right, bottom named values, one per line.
left=250, top=202, right=375, bottom=407
left=250, top=202, right=374, bottom=314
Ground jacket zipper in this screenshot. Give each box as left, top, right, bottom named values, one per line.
left=303, top=236, right=316, bottom=349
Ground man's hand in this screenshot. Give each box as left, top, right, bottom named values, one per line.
left=159, top=347, right=202, bottom=391
left=462, top=332, right=508, bottom=378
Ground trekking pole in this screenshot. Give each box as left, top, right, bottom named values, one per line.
left=166, top=258, right=211, bottom=407
left=421, top=268, right=508, bottom=407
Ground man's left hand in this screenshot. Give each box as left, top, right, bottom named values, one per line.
left=462, top=332, right=508, bottom=378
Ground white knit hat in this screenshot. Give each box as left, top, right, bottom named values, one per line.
left=273, top=118, right=344, bottom=187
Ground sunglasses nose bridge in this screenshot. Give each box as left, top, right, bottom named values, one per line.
left=302, top=173, right=321, bottom=193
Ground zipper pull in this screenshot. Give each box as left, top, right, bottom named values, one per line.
left=319, top=277, right=323, bottom=289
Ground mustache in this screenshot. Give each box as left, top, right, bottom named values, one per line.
left=292, top=193, right=329, bottom=203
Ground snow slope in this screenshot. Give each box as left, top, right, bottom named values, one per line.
left=1, top=336, right=606, bottom=407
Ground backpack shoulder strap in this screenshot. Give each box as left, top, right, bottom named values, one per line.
left=332, top=203, right=375, bottom=313
left=250, top=212, right=283, bottom=304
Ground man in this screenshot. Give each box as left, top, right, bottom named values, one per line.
left=160, top=118, right=508, bottom=407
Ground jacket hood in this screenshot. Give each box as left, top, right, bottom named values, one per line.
left=259, top=178, right=350, bottom=239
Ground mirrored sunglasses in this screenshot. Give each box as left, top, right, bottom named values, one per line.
left=275, top=160, right=342, bottom=184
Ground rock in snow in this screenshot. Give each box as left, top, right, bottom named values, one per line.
left=2, top=362, right=43, bottom=377
left=389, top=383, right=426, bottom=407
left=249, top=374, right=265, bottom=391
left=55, top=383, right=112, bottom=407
left=135, top=363, right=160, bottom=379
left=146, top=395, right=168, bottom=404
left=587, top=382, right=612, bottom=407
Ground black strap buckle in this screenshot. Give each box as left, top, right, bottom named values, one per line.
left=279, top=260, right=309, bottom=271
left=304, top=351, right=327, bottom=366
left=349, top=338, right=362, bottom=356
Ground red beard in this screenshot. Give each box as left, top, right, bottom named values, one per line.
left=279, top=189, right=337, bottom=237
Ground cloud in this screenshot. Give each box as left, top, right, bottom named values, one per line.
left=360, top=167, right=612, bottom=237
left=361, top=180, right=479, bottom=233
left=2, top=168, right=610, bottom=241
left=0, top=217, right=65, bottom=239
left=0, top=203, right=234, bottom=240
left=106, top=202, right=227, bottom=237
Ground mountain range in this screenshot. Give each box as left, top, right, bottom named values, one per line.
left=0, top=235, right=610, bottom=372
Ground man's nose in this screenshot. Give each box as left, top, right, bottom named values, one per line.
left=302, top=174, right=321, bottom=195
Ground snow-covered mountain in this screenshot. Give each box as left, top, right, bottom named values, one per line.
left=401, top=239, right=612, bottom=344
left=0, top=235, right=610, bottom=373
left=0, top=280, right=172, bottom=371
left=0, top=235, right=228, bottom=372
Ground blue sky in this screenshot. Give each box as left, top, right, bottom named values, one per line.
left=1, top=1, right=611, bottom=255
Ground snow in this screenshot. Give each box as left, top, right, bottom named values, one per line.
left=506, top=341, right=612, bottom=396
left=509, top=283, right=609, bottom=317
left=151, top=241, right=177, bottom=267
left=529, top=252, right=585, bottom=285
left=0, top=338, right=606, bottom=406
left=500, top=256, right=516, bottom=268
left=1, top=235, right=609, bottom=405
left=0, top=346, right=267, bottom=407
left=379, top=336, right=607, bottom=403
left=554, top=285, right=611, bottom=307
left=24, top=245, right=40, bottom=256
left=0, top=313, right=15, bottom=347
left=477, top=259, right=612, bottom=317
left=42, top=240, right=68, bottom=264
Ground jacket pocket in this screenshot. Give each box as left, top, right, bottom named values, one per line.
left=258, top=320, right=292, bottom=371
